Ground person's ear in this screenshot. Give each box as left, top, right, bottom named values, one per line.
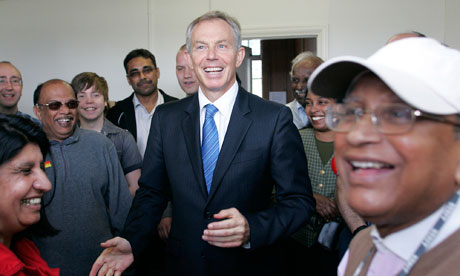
left=33, top=105, right=42, bottom=121
left=235, top=47, right=245, bottom=68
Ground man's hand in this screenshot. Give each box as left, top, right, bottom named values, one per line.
left=158, top=217, right=172, bottom=240
left=202, top=207, right=250, bottom=248
left=89, top=237, right=134, bottom=276
left=313, top=193, right=339, bottom=221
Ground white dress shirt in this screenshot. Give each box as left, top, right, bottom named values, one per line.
left=198, top=81, right=239, bottom=149
left=286, top=99, right=309, bottom=129
left=133, top=92, right=164, bottom=158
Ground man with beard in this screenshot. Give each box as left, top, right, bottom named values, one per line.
left=30, top=79, right=132, bottom=275
left=107, top=49, right=178, bottom=158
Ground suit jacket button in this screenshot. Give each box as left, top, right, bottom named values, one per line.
left=205, top=211, right=212, bottom=219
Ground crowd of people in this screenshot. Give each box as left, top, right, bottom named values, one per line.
left=1, top=9, right=460, bottom=276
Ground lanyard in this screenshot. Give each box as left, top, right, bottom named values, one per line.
left=352, top=189, right=460, bottom=276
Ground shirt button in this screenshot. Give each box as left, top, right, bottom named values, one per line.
left=320, top=170, right=325, bottom=175
left=318, top=183, right=324, bottom=188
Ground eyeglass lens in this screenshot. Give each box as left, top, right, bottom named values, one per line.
left=326, top=103, right=415, bottom=134
left=0, top=77, right=22, bottom=87
left=128, top=66, right=154, bottom=78
left=45, top=100, right=79, bottom=110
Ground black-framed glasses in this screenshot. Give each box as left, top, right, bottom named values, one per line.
left=36, top=100, right=79, bottom=111
left=0, top=77, right=23, bottom=87
left=326, top=103, right=460, bottom=134
left=127, top=66, right=155, bottom=78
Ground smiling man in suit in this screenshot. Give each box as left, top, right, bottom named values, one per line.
left=90, top=10, right=314, bottom=276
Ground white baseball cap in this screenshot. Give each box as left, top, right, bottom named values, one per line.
left=308, top=37, right=460, bottom=115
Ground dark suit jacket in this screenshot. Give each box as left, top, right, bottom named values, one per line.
left=106, top=89, right=178, bottom=140
left=122, top=87, right=315, bottom=276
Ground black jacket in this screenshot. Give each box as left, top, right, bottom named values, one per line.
left=106, top=89, right=178, bottom=140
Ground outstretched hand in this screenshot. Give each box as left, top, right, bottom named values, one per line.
left=89, top=237, right=134, bottom=276
left=202, top=207, right=250, bottom=248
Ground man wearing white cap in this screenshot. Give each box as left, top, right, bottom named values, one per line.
left=308, top=37, right=460, bottom=275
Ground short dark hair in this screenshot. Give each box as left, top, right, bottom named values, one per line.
left=123, top=49, right=157, bottom=74
left=0, top=115, right=58, bottom=238
left=33, top=83, right=44, bottom=105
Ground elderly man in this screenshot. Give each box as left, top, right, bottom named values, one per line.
left=31, top=79, right=132, bottom=275
left=386, top=31, right=425, bottom=44
left=91, top=11, right=314, bottom=276
left=309, top=37, right=460, bottom=275
left=0, top=61, right=40, bottom=124
left=176, top=44, right=199, bottom=95
left=286, top=52, right=324, bottom=129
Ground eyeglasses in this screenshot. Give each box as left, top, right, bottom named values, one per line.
left=326, top=103, right=460, bottom=134
left=0, top=77, right=23, bottom=87
left=36, top=100, right=79, bottom=111
left=127, top=66, right=155, bottom=78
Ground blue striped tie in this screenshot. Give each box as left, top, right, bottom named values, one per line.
left=202, top=104, right=219, bottom=193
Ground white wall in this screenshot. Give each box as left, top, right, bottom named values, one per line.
left=1, top=0, right=459, bottom=116
left=0, top=0, right=150, bottom=115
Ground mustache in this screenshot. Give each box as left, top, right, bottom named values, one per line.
left=137, top=79, right=152, bottom=87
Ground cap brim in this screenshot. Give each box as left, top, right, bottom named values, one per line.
left=308, top=56, right=458, bottom=115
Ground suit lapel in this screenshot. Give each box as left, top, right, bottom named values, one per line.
left=182, top=95, right=207, bottom=196
left=207, top=88, right=252, bottom=201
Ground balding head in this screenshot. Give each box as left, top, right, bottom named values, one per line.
left=386, top=31, right=425, bottom=44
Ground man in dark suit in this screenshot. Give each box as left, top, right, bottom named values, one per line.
left=106, top=48, right=178, bottom=158
left=91, top=11, right=315, bottom=276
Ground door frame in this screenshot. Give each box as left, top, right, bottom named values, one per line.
left=241, top=25, right=328, bottom=60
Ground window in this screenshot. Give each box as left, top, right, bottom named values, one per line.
left=242, top=39, right=262, bottom=97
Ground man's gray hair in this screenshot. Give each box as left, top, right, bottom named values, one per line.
left=186, top=10, right=242, bottom=53
left=290, top=51, right=323, bottom=77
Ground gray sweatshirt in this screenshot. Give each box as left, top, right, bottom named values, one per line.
left=32, top=127, right=132, bottom=276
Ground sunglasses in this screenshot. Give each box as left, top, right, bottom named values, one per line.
left=36, top=100, right=79, bottom=111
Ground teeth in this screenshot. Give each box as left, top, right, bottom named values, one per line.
left=57, top=118, right=70, bottom=122
left=21, top=198, right=41, bottom=206
left=85, top=107, right=96, bottom=111
left=204, top=67, right=223, bottom=72
left=351, top=161, right=391, bottom=169
left=312, top=116, right=324, bottom=121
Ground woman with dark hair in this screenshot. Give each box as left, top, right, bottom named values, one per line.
left=0, top=115, right=59, bottom=275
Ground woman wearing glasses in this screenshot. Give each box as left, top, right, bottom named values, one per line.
left=0, top=115, right=59, bottom=275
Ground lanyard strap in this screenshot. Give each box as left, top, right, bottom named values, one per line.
left=398, top=188, right=460, bottom=276
left=352, top=189, right=460, bottom=276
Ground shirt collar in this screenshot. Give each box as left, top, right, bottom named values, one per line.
left=49, top=126, right=80, bottom=145
left=371, top=192, right=460, bottom=261
left=132, top=91, right=164, bottom=113
left=101, top=118, right=119, bottom=135
left=198, top=80, right=238, bottom=118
